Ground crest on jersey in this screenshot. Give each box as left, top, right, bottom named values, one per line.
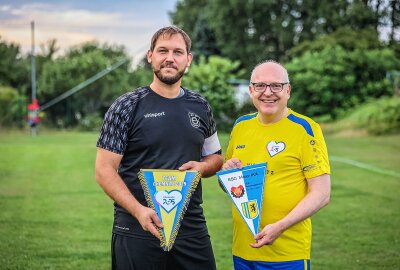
left=188, top=112, right=200, bottom=128
left=266, top=141, right=286, bottom=157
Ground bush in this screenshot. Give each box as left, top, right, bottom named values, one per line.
left=77, top=114, right=104, bottom=132
left=286, top=46, right=400, bottom=119
left=183, top=56, right=245, bottom=131
left=0, top=85, right=26, bottom=127
left=349, top=97, right=400, bottom=135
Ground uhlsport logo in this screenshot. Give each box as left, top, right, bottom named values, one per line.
left=144, top=111, right=165, bottom=118
left=266, top=141, right=286, bottom=157
left=188, top=112, right=200, bottom=128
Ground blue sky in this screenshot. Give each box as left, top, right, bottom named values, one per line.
left=0, top=0, right=178, bottom=63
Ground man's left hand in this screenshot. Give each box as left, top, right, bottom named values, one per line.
left=250, top=223, right=284, bottom=248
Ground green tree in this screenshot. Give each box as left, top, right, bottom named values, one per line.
left=170, top=0, right=220, bottom=59
left=182, top=56, right=245, bottom=130
left=207, top=0, right=295, bottom=74
left=191, top=12, right=221, bottom=59
left=37, top=42, right=133, bottom=127
left=286, top=46, right=400, bottom=118
left=172, top=0, right=398, bottom=74
left=0, top=37, right=28, bottom=91
left=287, top=27, right=382, bottom=59
left=388, top=0, right=399, bottom=44
left=130, top=62, right=154, bottom=89
left=0, top=85, right=26, bottom=127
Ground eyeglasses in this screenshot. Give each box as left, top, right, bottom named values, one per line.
left=250, top=82, right=289, bottom=93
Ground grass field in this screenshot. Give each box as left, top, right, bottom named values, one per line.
left=0, top=130, right=399, bottom=269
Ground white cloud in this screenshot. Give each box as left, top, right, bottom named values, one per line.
left=0, top=5, right=11, bottom=12
left=10, top=3, right=142, bottom=28
left=0, top=2, right=171, bottom=60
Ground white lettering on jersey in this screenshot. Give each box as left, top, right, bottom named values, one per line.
left=144, top=112, right=165, bottom=118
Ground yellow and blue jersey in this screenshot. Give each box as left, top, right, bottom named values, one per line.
left=225, top=109, right=330, bottom=262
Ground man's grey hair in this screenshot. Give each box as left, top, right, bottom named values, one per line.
left=250, top=60, right=290, bottom=83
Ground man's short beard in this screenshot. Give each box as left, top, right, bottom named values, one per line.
left=154, top=68, right=185, bottom=85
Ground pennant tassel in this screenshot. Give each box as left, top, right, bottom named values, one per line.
left=163, top=172, right=201, bottom=251
left=138, top=170, right=164, bottom=246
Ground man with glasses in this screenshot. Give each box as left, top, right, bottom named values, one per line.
left=221, top=60, right=331, bottom=269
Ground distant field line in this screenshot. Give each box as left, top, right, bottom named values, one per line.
left=330, top=156, right=400, bottom=178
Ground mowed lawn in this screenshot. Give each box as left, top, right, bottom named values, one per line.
left=0, top=130, right=399, bottom=269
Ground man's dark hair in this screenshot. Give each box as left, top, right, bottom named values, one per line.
left=150, top=25, right=191, bottom=53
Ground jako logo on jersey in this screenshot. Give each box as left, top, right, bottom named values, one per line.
left=236, top=145, right=246, bottom=149
left=144, top=112, right=165, bottom=118
left=188, top=112, right=200, bottom=128
left=267, top=141, right=286, bottom=157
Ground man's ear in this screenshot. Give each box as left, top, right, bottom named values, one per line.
left=147, top=50, right=152, bottom=64
left=287, top=84, right=291, bottom=98
left=187, top=52, right=193, bottom=66
left=248, top=85, right=255, bottom=97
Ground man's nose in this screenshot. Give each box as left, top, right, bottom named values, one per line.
left=165, top=51, right=174, bottom=61
left=262, top=86, right=274, bottom=95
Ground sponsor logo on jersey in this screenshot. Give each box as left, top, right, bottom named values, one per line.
left=236, top=145, right=246, bottom=149
left=188, top=112, right=200, bottom=128
left=303, top=164, right=317, bottom=172
left=144, top=111, right=165, bottom=118
left=114, top=225, right=130, bottom=231
left=266, top=141, right=286, bottom=157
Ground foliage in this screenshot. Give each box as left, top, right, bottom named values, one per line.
left=0, top=85, right=26, bottom=127
left=182, top=56, right=245, bottom=130
left=170, top=0, right=220, bottom=59
left=37, top=42, right=134, bottom=126
left=130, top=62, right=154, bottom=89
left=286, top=46, right=400, bottom=118
left=207, top=0, right=296, bottom=74
left=0, top=37, right=29, bottom=92
left=348, top=97, right=400, bottom=135
left=191, top=11, right=221, bottom=59
left=170, top=0, right=208, bottom=34
left=172, top=0, right=398, bottom=74
left=76, top=113, right=104, bottom=132
left=287, top=27, right=382, bottom=60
